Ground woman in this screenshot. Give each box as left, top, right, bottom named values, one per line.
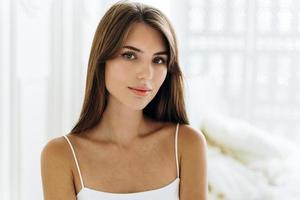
left=41, top=1, right=207, bottom=199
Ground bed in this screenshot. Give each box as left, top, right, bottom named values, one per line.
left=200, top=113, right=300, bottom=200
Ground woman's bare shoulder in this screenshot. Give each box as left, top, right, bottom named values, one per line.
left=178, top=124, right=208, bottom=199
left=41, top=136, right=77, bottom=199
left=41, top=136, right=71, bottom=162
left=178, top=124, right=206, bottom=149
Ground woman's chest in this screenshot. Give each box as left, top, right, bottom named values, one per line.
left=72, top=134, right=177, bottom=193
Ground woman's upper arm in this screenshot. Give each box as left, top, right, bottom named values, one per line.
left=40, top=137, right=77, bottom=200
left=179, top=125, right=208, bottom=200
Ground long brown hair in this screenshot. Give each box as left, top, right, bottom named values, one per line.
left=71, top=1, right=189, bottom=134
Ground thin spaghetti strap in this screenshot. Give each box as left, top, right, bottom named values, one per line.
left=175, top=123, right=180, bottom=178
left=63, top=135, right=85, bottom=189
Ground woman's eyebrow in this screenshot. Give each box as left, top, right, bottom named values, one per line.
left=123, top=45, right=168, bottom=56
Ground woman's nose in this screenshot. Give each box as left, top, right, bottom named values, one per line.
left=137, top=62, right=153, bottom=80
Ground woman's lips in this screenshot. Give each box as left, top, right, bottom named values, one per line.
left=128, top=87, right=152, bottom=96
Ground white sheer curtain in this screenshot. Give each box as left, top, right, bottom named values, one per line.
left=184, top=0, right=300, bottom=143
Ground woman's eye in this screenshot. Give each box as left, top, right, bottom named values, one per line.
left=153, top=57, right=166, bottom=64
left=121, top=52, right=136, bottom=60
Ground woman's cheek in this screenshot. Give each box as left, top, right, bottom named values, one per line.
left=157, top=67, right=168, bottom=85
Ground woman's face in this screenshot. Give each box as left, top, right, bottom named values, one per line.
left=105, top=22, right=168, bottom=110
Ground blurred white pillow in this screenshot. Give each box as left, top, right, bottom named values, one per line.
left=248, top=151, right=300, bottom=190
left=201, top=113, right=294, bottom=164
left=207, top=146, right=273, bottom=200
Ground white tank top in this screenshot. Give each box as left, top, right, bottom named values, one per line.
left=63, top=123, right=180, bottom=200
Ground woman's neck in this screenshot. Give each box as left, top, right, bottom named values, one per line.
left=91, top=101, right=155, bottom=148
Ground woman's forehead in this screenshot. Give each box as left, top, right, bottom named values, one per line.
left=122, top=22, right=167, bottom=53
